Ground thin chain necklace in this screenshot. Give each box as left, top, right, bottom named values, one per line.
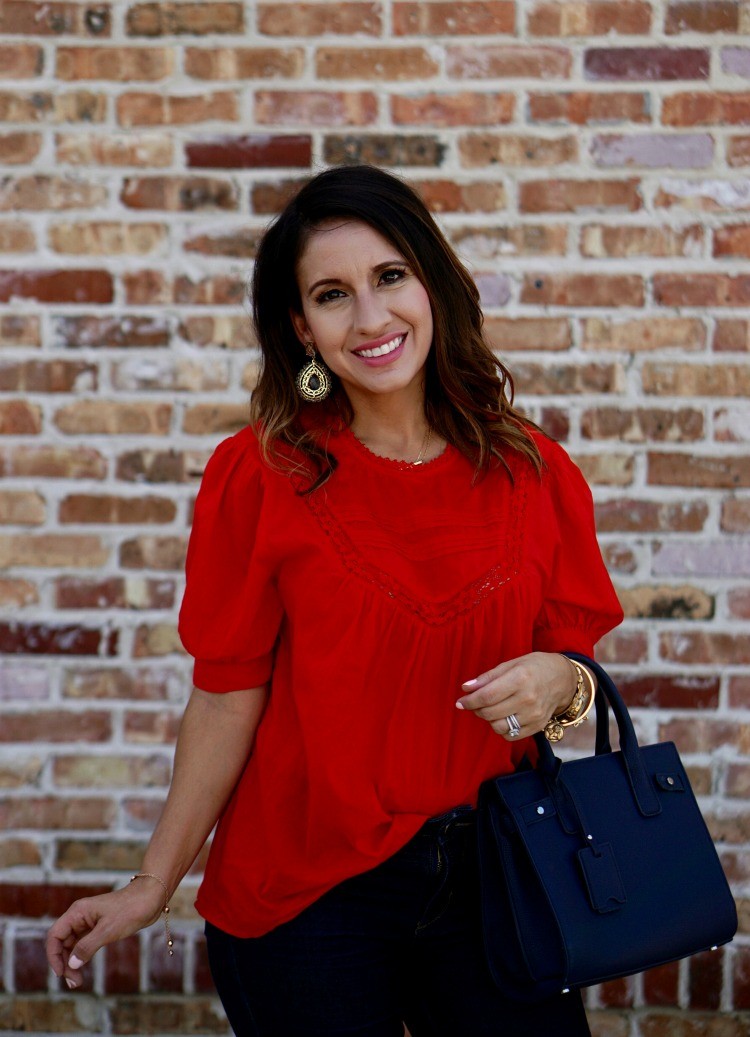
left=411, top=426, right=432, bottom=466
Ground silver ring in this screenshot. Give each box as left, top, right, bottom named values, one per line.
left=505, top=714, right=521, bottom=738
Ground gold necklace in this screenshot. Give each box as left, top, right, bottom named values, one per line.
left=411, top=426, right=432, bottom=466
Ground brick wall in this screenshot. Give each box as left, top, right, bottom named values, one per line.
left=0, top=1, right=748, bottom=1033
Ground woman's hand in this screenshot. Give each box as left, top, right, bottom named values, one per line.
left=46, top=879, right=165, bottom=989
left=456, top=652, right=578, bottom=740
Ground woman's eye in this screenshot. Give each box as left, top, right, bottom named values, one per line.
left=380, top=267, right=407, bottom=285
left=315, top=288, right=346, bottom=304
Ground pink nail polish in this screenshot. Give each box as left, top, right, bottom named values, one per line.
left=463, top=679, right=479, bottom=688
left=455, top=701, right=465, bottom=710
left=68, top=954, right=83, bottom=970
left=66, top=977, right=78, bottom=990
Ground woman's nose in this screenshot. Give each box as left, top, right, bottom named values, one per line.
left=353, top=289, right=389, bottom=335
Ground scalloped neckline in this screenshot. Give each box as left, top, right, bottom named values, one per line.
left=341, top=425, right=452, bottom=472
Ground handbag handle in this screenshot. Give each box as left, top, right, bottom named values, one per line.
left=534, top=654, right=660, bottom=819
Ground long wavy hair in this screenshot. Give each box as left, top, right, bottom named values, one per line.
left=250, top=164, right=541, bottom=490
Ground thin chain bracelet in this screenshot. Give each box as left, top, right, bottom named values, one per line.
left=130, top=872, right=174, bottom=956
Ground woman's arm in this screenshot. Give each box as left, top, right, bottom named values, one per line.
left=46, top=684, right=268, bottom=988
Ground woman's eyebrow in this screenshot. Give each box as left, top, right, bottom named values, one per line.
left=306, top=259, right=407, bottom=296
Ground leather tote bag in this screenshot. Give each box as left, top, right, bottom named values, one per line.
left=477, top=653, right=737, bottom=1001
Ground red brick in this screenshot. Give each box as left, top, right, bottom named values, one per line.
left=324, top=134, right=445, bottom=166
left=460, top=133, right=577, bottom=167
left=112, top=354, right=230, bottom=390
left=255, top=91, right=378, bottom=127
left=0, top=2, right=111, bottom=36
left=484, top=316, right=571, bottom=350
left=0, top=269, right=112, bottom=304
left=63, top=666, right=176, bottom=700
left=529, top=1, right=651, bottom=35
left=595, top=498, right=708, bottom=533
left=581, top=406, right=703, bottom=441
left=119, top=536, right=187, bottom=570
left=602, top=543, right=637, bottom=574
left=0, top=43, right=43, bottom=78
left=663, top=92, right=750, bottom=127
left=117, top=90, right=239, bottom=126
left=0, top=837, right=41, bottom=867
left=529, top=90, right=650, bottom=124
left=14, top=935, right=48, bottom=992
left=0, top=359, right=97, bottom=392
left=54, top=400, right=172, bottom=435
left=0, top=315, right=40, bottom=347
left=0, top=131, right=42, bottom=164
left=728, top=587, right=750, bottom=619
left=0, top=623, right=117, bottom=656
left=56, top=46, right=173, bottom=81
left=184, top=46, right=304, bottom=80
left=733, top=944, right=750, bottom=1009
left=643, top=362, right=750, bottom=395
left=728, top=135, right=750, bottom=167
left=659, top=717, right=744, bottom=754
left=618, top=674, right=719, bottom=709
left=0, top=578, right=38, bottom=606
left=729, top=676, right=750, bottom=708
left=55, top=576, right=175, bottom=610
left=715, top=405, right=750, bottom=443
left=581, top=224, right=703, bottom=258
left=55, top=839, right=147, bottom=872
left=512, top=361, right=623, bottom=394
left=575, top=453, right=634, bottom=485
left=581, top=316, right=705, bottom=351
left=0, top=400, right=42, bottom=434
left=182, top=404, right=250, bottom=435
left=132, top=623, right=185, bottom=659
left=0, top=220, right=36, bottom=252
left=0, top=534, right=108, bottom=568
left=259, top=2, right=382, bottom=35
left=149, top=930, right=184, bottom=992
left=126, top=1, right=243, bottom=35
left=665, top=1, right=740, bottom=34
left=184, top=228, right=261, bottom=259
left=714, top=320, right=750, bottom=352
left=186, top=133, right=311, bottom=169
left=59, top=494, right=177, bottom=525
left=104, top=935, right=141, bottom=995
left=0, top=175, right=107, bottom=211
left=447, top=44, right=572, bottom=79
left=55, top=132, right=172, bottom=167
left=50, top=220, right=167, bottom=256
left=317, top=46, right=439, bottom=80
left=596, top=629, right=648, bottom=664
left=519, top=178, right=642, bottom=213
left=0, top=882, right=109, bottom=917
left=689, top=948, right=723, bottom=1011
left=597, top=976, right=634, bottom=1008
left=714, top=225, right=750, bottom=258
left=394, top=1, right=514, bottom=34
left=54, top=315, right=169, bottom=348
left=0, top=89, right=106, bottom=123
left=522, top=273, right=644, bottom=306
left=642, top=962, right=680, bottom=1006
left=124, top=709, right=182, bottom=744
left=417, top=179, right=508, bottom=213
left=0, top=796, right=114, bottom=829
left=722, top=498, right=750, bottom=532
left=655, top=177, right=750, bottom=213
left=726, top=762, right=750, bottom=798
left=0, top=490, right=45, bottom=525
left=392, top=92, right=513, bottom=128
left=121, top=175, right=238, bottom=211
left=116, top=449, right=206, bottom=483
left=619, top=584, right=713, bottom=621
left=660, top=631, right=750, bottom=665
left=584, top=47, right=709, bottom=80
left=656, top=273, right=750, bottom=306
left=0, top=444, right=106, bottom=478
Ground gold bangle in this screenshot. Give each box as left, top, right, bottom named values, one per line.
left=544, top=658, right=596, bottom=742
left=131, top=872, right=174, bottom=956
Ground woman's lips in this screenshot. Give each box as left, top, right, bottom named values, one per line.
left=352, top=333, right=406, bottom=366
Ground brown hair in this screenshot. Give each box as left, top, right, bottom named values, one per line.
left=249, top=164, right=541, bottom=490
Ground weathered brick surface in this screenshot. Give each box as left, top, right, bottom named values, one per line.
left=0, top=5, right=748, bottom=1036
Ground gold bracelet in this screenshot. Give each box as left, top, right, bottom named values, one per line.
left=544, top=658, right=596, bottom=742
left=131, top=872, right=174, bottom=956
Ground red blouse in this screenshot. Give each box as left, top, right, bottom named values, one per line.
left=178, top=423, right=623, bottom=938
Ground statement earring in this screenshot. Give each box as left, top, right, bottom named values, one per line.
left=296, top=342, right=332, bottom=402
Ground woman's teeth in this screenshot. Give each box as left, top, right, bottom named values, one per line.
left=356, top=335, right=405, bottom=359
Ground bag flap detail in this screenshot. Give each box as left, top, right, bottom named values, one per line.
left=655, top=773, right=685, bottom=792
left=519, top=797, right=556, bottom=826
left=577, top=842, right=627, bottom=914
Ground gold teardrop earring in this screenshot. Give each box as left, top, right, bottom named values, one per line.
left=295, top=342, right=332, bottom=402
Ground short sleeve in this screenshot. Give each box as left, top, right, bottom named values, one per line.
left=178, top=430, right=283, bottom=692
left=531, top=440, right=623, bottom=657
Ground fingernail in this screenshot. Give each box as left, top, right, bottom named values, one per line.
left=455, top=701, right=465, bottom=710
left=462, top=678, right=479, bottom=689
left=66, top=977, right=78, bottom=990
left=68, top=955, right=83, bottom=970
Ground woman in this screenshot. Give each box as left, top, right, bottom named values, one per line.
left=46, top=164, right=623, bottom=1036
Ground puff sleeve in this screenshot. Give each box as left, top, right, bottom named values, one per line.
left=532, top=440, right=623, bottom=657
left=178, top=431, right=283, bottom=693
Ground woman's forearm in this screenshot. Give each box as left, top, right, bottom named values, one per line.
left=138, top=684, right=268, bottom=895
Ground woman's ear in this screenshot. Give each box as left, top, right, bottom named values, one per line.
left=289, top=309, right=310, bottom=346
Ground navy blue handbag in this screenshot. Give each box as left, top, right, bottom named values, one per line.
left=477, top=653, right=737, bottom=1001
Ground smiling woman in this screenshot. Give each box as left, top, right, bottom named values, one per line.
left=46, top=165, right=623, bottom=1037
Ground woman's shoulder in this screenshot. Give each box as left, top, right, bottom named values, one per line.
left=200, top=423, right=266, bottom=494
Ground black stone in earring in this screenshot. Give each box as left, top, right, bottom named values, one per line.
left=296, top=342, right=332, bottom=402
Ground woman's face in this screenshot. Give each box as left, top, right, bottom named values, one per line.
left=291, top=219, right=434, bottom=406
